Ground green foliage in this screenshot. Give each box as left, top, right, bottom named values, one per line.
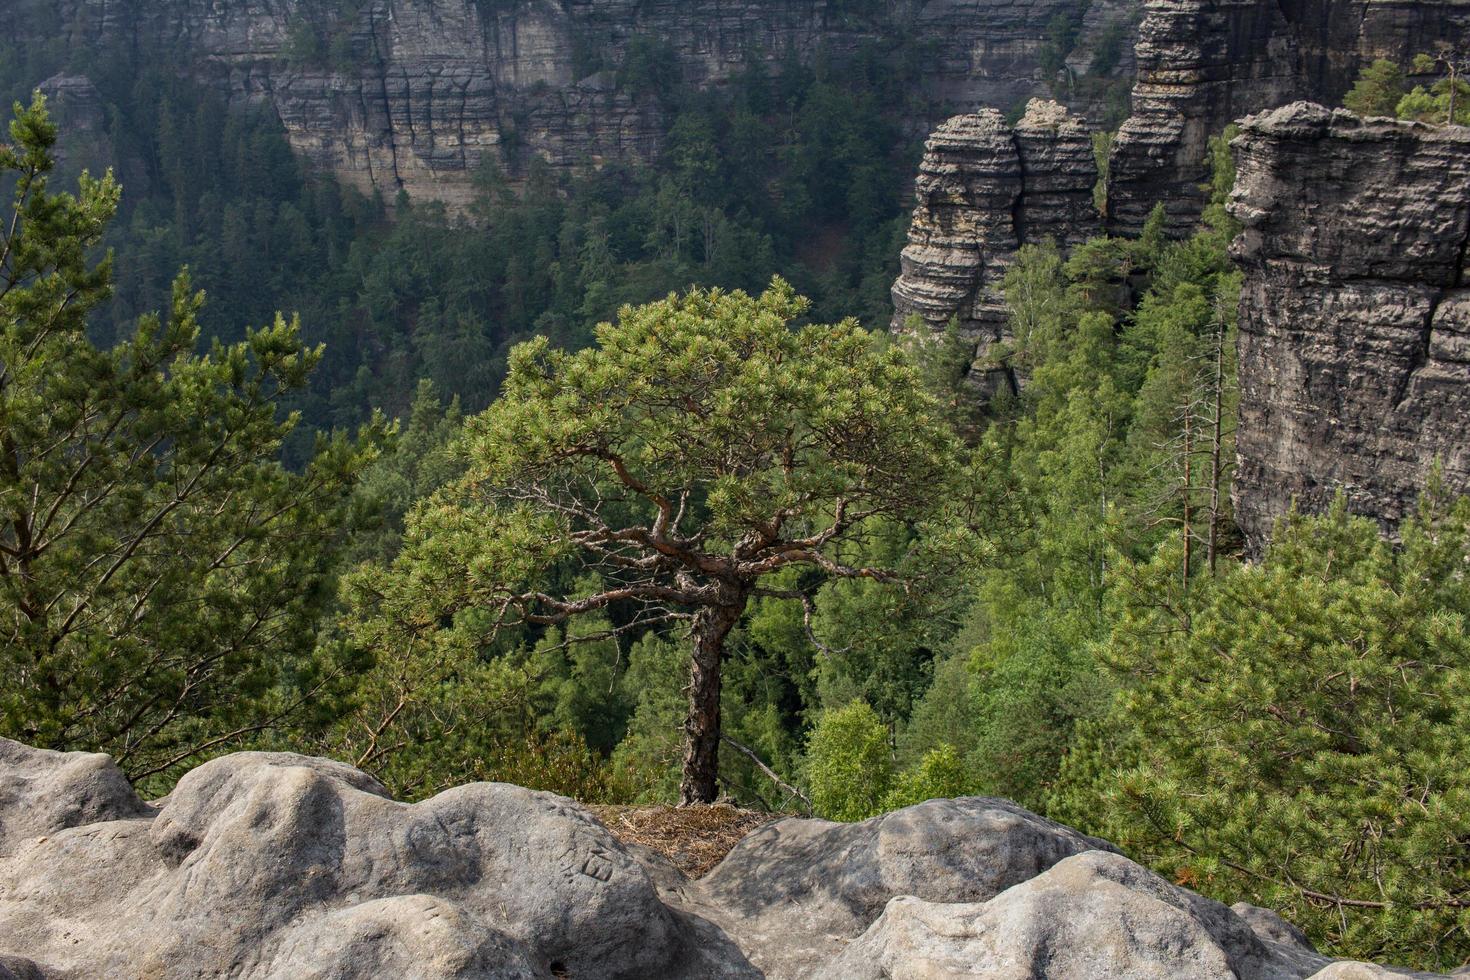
left=610, top=633, right=689, bottom=802
left=617, top=37, right=682, bottom=101
left=342, top=280, right=971, bottom=798
left=0, top=96, right=377, bottom=788
left=806, top=700, right=893, bottom=821
left=3, top=30, right=927, bottom=456
left=345, top=378, right=464, bottom=564
left=1053, top=490, right=1470, bottom=968
left=1344, top=59, right=1407, bottom=116
left=1087, top=18, right=1128, bottom=76
left=881, top=744, right=973, bottom=810
left=282, top=3, right=371, bottom=72
left=903, top=127, right=1244, bottom=811
left=1396, top=77, right=1470, bottom=125
left=1342, top=52, right=1470, bottom=125
left=1037, top=3, right=1088, bottom=83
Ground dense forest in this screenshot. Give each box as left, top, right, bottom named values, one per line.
left=4, top=33, right=1470, bottom=971
left=0, top=31, right=942, bottom=461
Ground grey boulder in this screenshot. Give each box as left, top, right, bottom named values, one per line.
left=686, top=797, right=1116, bottom=977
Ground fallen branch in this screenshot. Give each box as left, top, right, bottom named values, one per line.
left=721, top=734, right=812, bottom=815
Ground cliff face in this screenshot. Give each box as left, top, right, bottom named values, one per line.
left=0, top=736, right=1456, bottom=979
left=891, top=100, right=1100, bottom=398
left=1104, top=0, right=1470, bottom=236
left=1228, top=103, right=1470, bottom=552
left=32, top=0, right=1141, bottom=207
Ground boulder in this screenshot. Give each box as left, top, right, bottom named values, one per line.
left=815, top=851, right=1319, bottom=980
left=0, top=739, right=151, bottom=858
left=689, top=797, right=1115, bottom=977
left=0, top=738, right=754, bottom=979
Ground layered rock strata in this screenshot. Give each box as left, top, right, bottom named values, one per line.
left=2, top=735, right=1456, bottom=978
left=1228, top=103, right=1470, bottom=552
left=891, top=100, right=1100, bottom=398
left=1104, top=0, right=1470, bottom=236
left=26, top=0, right=1141, bottom=208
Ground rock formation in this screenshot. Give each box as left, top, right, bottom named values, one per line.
left=1228, top=102, right=1470, bottom=553
left=18, top=0, right=1140, bottom=208
left=1104, top=0, right=1470, bottom=236
left=2, top=736, right=1461, bottom=978
left=891, top=99, right=1100, bottom=398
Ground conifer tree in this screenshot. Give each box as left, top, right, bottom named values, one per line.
left=1053, top=489, right=1470, bottom=968
left=0, top=96, right=376, bottom=784
left=347, top=280, right=972, bottom=804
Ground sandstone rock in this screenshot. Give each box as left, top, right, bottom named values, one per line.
left=689, top=797, right=1115, bottom=977
left=20, top=0, right=1139, bottom=208
left=256, top=895, right=543, bottom=980
left=0, top=738, right=754, bottom=979
left=2, top=738, right=1461, bottom=979
left=890, top=101, right=1099, bottom=400
left=0, top=739, right=151, bottom=858
left=1104, top=0, right=1470, bottom=236
left=815, top=850, right=1323, bottom=980
left=0, top=958, right=46, bottom=980
left=1228, top=103, right=1470, bottom=551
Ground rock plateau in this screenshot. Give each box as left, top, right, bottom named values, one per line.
left=0, top=736, right=1460, bottom=978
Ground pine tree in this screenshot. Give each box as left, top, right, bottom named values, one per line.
left=345, top=280, right=973, bottom=804
left=1344, top=59, right=1407, bottom=117
left=1053, top=489, right=1470, bottom=969
left=0, top=96, right=377, bottom=785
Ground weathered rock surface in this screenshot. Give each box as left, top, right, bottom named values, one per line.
left=815, top=850, right=1452, bottom=979
left=0, top=740, right=152, bottom=857
left=2, top=736, right=1461, bottom=979
left=0, top=740, right=751, bottom=979
left=891, top=100, right=1100, bottom=398
left=21, top=0, right=1140, bottom=207
left=1228, top=102, right=1470, bottom=551
left=1104, top=0, right=1470, bottom=236
left=687, top=797, right=1116, bottom=977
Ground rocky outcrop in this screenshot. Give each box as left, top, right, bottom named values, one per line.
left=1104, top=0, right=1470, bottom=236
left=1228, top=103, right=1470, bottom=552
left=817, top=852, right=1332, bottom=980
left=1, top=736, right=1459, bottom=979
left=689, top=797, right=1116, bottom=977
left=22, top=0, right=1141, bottom=208
left=891, top=100, right=1100, bottom=398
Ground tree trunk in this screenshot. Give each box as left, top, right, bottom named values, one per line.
left=1208, top=320, right=1226, bottom=574
left=680, top=597, right=745, bottom=805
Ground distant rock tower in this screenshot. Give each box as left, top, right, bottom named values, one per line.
left=1229, top=103, right=1470, bottom=552
left=891, top=100, right=1100, bottom=401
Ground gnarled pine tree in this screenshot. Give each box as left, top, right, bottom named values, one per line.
left=352, top=281, right=969, bottom=803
